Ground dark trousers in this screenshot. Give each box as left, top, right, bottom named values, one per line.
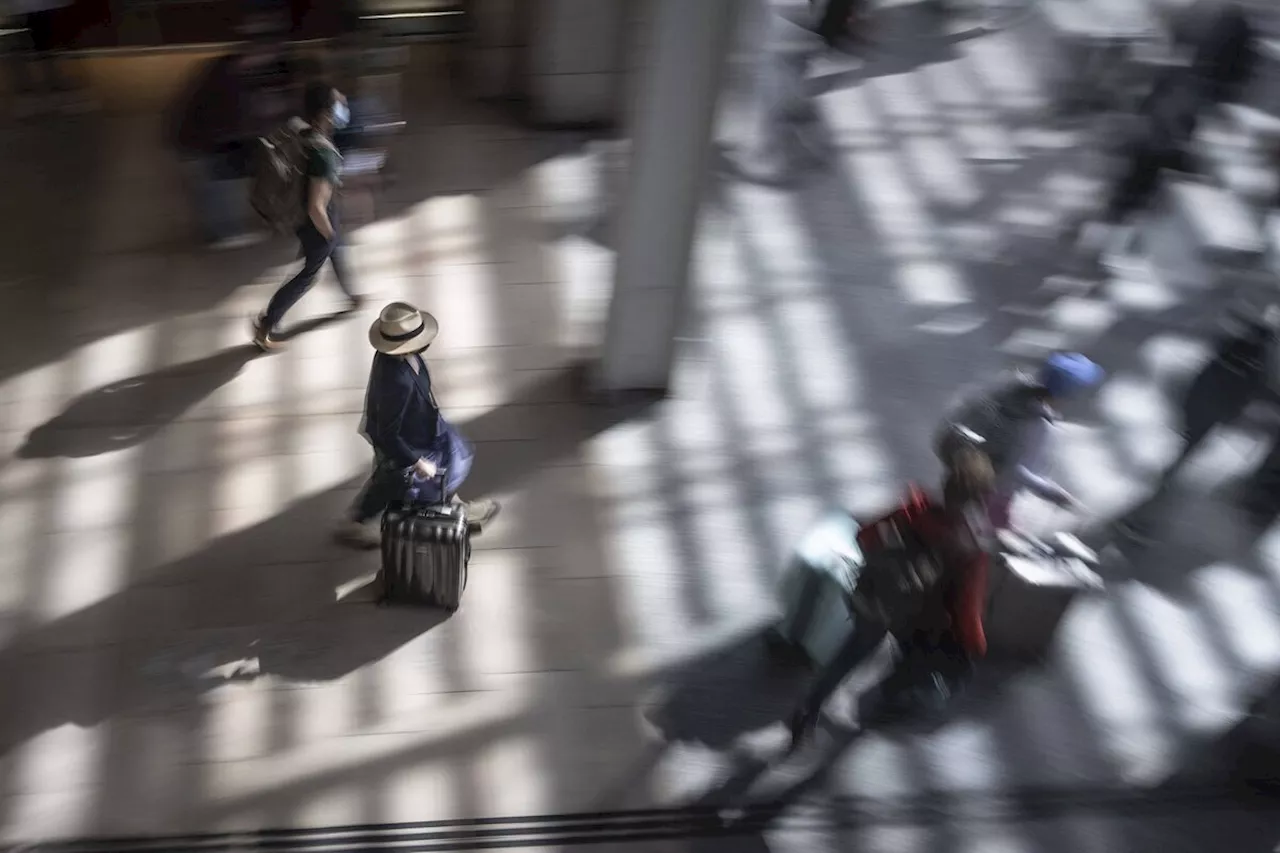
left=1159, top=372, right=1258, bottom=487
left=262, top=220, right=356, bottom=331
left=799, top=618, right=888, bottom=717
left=814, top=0, right=861, bottom=44
left=351, top=457, right=409, bottom=523
left=1102, top=138, right=1190, bottom=225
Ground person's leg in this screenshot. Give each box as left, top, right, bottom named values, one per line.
left=815, top=0, right=858, bottom=45
left=875, top=629, right=972, bottom=716
left=325, top=228, right=362, bottom=307
left=1157, top=414, right=1218, bottom=489
left=1102, top=146, right=1162, bottom=227
left=441, top=435, right=502, bottom=530
left=336, top=459, right=406, bottom=547
left=789, top=620, right=888, bottom=746
left=256, top=225, right=330, bottom=344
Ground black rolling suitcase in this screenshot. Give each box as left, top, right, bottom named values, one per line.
left=379, top=472, right=471, bottom=610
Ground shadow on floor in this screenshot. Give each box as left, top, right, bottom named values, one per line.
left=0, top=361, right=657, bottom=752
left=642, top=631, right=808, bottom=750
left=17, top=345, right=261, bottom=459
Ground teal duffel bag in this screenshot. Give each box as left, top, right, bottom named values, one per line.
left=768, top=510, right=864, bottom=667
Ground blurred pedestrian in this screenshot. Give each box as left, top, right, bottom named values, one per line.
left=252, top=81, right=365, bottom=349
left=936, top=353, right=1104, bottom=530
left=1118, top=304, right=1280, bottom=539
left=1066, top=71, right=1206, bottom=264
left=1161, top=306, right=1279, bottom=488
left=1165, top=0, right=1257, bottom=107
left=810, top=0, right=870, bottom=49
left=167, top=9, right=292, bottom=248
left=336, top=302, right=501, bottom=548
left=1066, top=0, right=1259, bottom=265
left=787, top=448, right=995, bottom=749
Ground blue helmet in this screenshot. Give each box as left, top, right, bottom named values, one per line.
left=1039, top=352, right=1104, bottom=398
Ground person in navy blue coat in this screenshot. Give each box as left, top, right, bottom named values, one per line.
left=335, top=301, right=500, bottom=548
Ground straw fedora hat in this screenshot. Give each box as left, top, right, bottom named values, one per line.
left=369, top=301, right=439, bottom=355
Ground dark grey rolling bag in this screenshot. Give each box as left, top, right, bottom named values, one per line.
left=984, top=530, right=1103, bottom=661
left=379, top=472, right=471, bottom=610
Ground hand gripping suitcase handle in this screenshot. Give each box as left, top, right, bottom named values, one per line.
left=406, top=467, right=448, bottom=503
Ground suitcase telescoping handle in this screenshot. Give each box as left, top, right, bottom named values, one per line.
left=406, top=467, right=448, bottom=503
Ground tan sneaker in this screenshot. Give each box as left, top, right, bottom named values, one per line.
left=334, top=520, right=381, bottom=549
left=251, top=315, right=285, bottom=352
left=461, top=498, right=501, bottom=532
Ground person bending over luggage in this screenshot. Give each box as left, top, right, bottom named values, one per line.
left=334, top=302, right=501, bottom=548
left=935, top=352, right=1104, bottom=530
left=788, top=448, right=996, bottom=749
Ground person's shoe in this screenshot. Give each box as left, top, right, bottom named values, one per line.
left=333, top=519, right=381, bottom=549
left=461, top=498, right=501, bottom=532
left=251, top=315, right=284, bottom=352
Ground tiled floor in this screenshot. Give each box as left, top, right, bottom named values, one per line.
left=0, top=13, right=1278, bottom=852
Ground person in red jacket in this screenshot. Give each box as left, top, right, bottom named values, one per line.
left=788, top=447, right=994, bottom=748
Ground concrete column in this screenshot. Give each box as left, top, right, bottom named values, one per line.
left=594, top=0, right=739, bottom=394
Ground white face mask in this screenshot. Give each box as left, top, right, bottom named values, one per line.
left=332, top=100, right=350, bottom=130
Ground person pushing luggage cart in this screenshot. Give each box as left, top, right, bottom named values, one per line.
left=335, top=301, right=501, bottom=549
left=786, top=448, right=997, bottom=750
left=935, top=353, right=1104, bottom=531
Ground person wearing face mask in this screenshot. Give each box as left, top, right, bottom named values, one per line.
left=253, top=80, right=365, bottom=350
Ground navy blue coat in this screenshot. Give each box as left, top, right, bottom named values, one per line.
left=361, top=352, right=458, bottom=472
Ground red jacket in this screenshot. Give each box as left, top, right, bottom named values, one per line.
left=854, top=487, right=989, bottom=657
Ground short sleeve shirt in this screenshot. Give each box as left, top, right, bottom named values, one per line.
left=302, top=132, right=342, bottom=214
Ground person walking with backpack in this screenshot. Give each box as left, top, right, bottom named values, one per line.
left=334, top=301, right=502, bottom=548
left=252, top=80, right=365, bottom=350
left=936, top=353, right=1104, bottom=530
